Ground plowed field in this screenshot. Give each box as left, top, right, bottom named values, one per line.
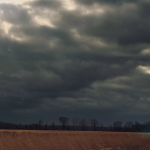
left=0, top=130, right=149, bottom=150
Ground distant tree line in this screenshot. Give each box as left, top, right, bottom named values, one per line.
left=0, top=117, right=150, bottom=132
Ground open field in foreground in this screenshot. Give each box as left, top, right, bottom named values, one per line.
left=0, top=130, right=149, bottom=150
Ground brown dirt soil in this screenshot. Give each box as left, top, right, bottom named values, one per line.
left=0, top=130, right=149, bottom=150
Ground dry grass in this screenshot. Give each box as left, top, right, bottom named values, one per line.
left=0, top=130, right=149, bottom=150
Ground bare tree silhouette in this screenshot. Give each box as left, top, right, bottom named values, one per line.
left=52, top=122, right=55, bottom=130
left=38, top=119, right=43, bottom=130
left=59, top=117, right=69, bottom=130
left=113, top=121, right=122, bottom=131
left=72, top=118, right=79, bottom=130
left=91, top=119, right=99, bottom=131
left=79, top=119, right=87, bottom=131
left=124, top=121, right=133, bottom=132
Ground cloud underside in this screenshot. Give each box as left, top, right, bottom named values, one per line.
left=0, top=0, right=150, bottom=123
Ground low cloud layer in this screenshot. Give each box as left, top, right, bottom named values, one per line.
left=0, top=0, right=150, bottom=124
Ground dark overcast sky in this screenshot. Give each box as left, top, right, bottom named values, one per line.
left=0, top=0, right=150, bottom=125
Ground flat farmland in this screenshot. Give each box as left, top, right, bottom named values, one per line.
left=0, top=130, right=149, bottom=150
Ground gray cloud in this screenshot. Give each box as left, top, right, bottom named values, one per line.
left=0, top=4, right=31, bottom=25
left=76, top=0, right=139, bottom=5
left=0, top=0, right=149, bottom=124
left=28, top=0, right=62, bottom=8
